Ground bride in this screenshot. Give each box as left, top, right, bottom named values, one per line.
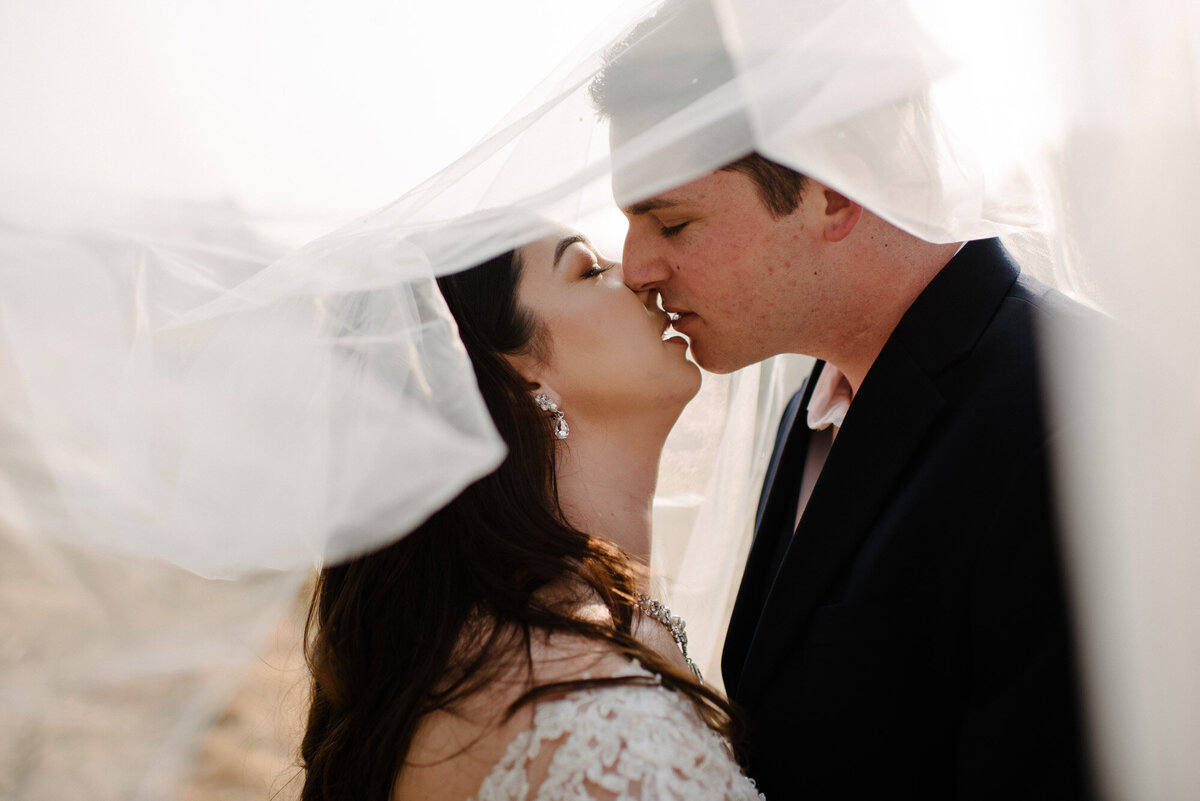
left=298, top=230, right=764, bottom=800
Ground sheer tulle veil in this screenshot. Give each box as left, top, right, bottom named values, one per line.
left=2, top=1, right=1198, bottom=798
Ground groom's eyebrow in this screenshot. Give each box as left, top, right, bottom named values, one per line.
left=624, top=196, right=681, bottom=216
left=553, top=234, right=590, bottom=268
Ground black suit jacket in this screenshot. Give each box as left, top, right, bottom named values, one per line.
left=721, top=240, right=1092, bottom=800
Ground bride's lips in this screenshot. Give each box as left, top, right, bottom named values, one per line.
left=659, top=308, right=694, bottom=347
left=659, top=314, right=688, bottom=346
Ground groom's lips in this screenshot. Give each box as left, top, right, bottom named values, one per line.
left=665, top=308, right=697, bottom=334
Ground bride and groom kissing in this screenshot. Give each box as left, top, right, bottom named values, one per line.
left=298, top=3, right=1094, bottom=800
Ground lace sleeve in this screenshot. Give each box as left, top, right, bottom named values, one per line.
left=471, top=663, right=764, bottom=801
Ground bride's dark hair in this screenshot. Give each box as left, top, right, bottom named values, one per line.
left=298, top=248, right=740, bottom=801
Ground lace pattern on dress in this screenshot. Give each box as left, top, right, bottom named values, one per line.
left=470, top=662, right=763, bottom=801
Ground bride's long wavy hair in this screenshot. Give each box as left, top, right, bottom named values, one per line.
left=298, top=248, right=741, bottom=801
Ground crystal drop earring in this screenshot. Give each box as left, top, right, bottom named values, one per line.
left=533, top=393, right=569, bottom=439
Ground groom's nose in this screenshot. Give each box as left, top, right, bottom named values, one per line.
left=621, top=228, right=673, bottom=292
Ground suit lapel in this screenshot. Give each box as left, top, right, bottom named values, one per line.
left=731, top=239, right=1021, bottom=716
left=754, top=367, right=820, bottom=534
left=735, top=351, right=944, bottom=713
left=722, top=365, right=821, bottom=695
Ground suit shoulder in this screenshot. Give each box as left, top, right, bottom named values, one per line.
left=1000, top=274, right=1114, bottom=360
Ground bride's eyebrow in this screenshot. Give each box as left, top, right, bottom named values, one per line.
left=552, top=234, right=591, bottom=269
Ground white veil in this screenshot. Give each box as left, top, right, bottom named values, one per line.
left=2, top=1, right=1198, bottom=798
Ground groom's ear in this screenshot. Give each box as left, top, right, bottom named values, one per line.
left=816, top=184, right=863, bottom=243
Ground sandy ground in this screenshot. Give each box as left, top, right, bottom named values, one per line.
left=180, top=584, right=312, bottom=801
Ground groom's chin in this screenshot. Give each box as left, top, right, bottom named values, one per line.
left=690, top=343, right=748, bottom=375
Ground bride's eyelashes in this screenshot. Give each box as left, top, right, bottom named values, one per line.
left=660, top=221, right=689, bottom=238
left=582, top=263, right=611, bottom=279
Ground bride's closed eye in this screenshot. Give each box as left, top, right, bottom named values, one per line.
left=582, top=262, right=611, bottom=279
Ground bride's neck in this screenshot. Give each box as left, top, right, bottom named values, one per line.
left=552, top=413, right=669, bottom=568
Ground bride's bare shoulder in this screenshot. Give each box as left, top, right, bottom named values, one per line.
left=390, top=607, right=637, bottom=801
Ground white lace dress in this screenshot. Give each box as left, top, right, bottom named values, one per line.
left=470, top=662, right=764, bottom=801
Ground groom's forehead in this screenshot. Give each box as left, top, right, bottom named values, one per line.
left=620, top=170, right=743, bottom=216
left=606, top=99, right=752, bottom=209
left=613, top=152, right=728, bottom=214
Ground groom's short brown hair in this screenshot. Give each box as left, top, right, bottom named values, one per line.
left=589, top=0, right=807, bottom=218
left=720, top=154, right=807, bottom=218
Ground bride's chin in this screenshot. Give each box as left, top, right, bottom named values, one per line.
left=682, top=363, right=703, bottom=402
left=624, top=366, right=701, bottom=420
left=662, top=374, right=702, bottom=418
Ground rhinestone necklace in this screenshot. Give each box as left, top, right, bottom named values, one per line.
left=635, top=593, right=702, bottom=681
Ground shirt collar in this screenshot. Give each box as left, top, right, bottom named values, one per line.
left=806, top=362, right=853, bottom=431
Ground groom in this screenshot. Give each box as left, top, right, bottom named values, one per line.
left=593, top=2, right=1093, bottom=799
